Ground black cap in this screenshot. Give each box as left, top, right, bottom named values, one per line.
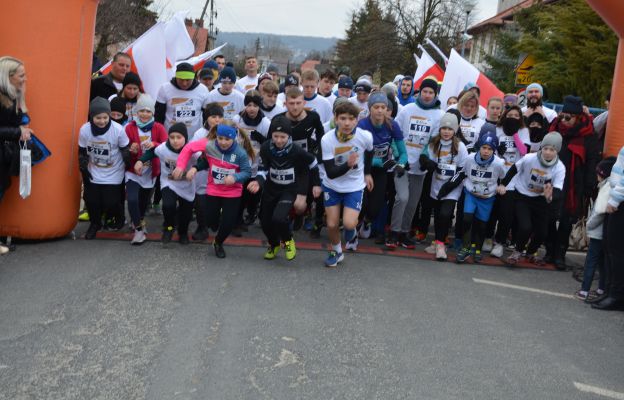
left=205, top=102, right=224, bottom=118
left=122, top=71, right=142, bottom=88
left=199, top=68, right=214, bottom=79
left=269, top=115, right=292, bottom=136
left=285, top=74, right=299, bottom=87
left=169, top=122, right=188, bottom=142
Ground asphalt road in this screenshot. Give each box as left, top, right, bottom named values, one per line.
left=0, top=232, right=622, bottom=399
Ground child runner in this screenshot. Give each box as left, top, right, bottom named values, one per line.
left=247, top=115, right=321, bottom=260
left=420, top=112, right=469, bottom=261
left=110, top=97, right=129, bottom=126
left=437, top=131, right=506, bottom=263
left=349, top=79, right=372, bottom=120
left=79, top=97, right=131, bottom=239
left=499, top=132, right=566, bottom=266
left=321, top=102, right=374, bottom=267
left=259, top=80, right=286, bottom=120
left=189, top=103, right=224, bottom=241
left=135, top=123, right=195, bottom=245
left=318, top=69, right=337, bottom=107
left=178, top=123, right=252, bottom=258
left=125, top=94, right=167, bottom=244
left=206, top=66, right=245, bottom=121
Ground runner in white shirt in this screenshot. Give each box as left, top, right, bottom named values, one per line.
left=206, top=66, right=245, bottom=121
left=318, top=69, right=338, bottom=108
left=349, top=79, right=372, bottom=120
left=259, top=80, right=286, bottom=120
left=455, top=91, right=485, bottom=152
left=155, top=62, right=210, bottom=134
left=235, top=55, right=259, bottom=94
left=301, top=69, right=333, bottom=124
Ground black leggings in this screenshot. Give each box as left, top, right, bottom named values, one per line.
left=413, top=171, right=433, bottom=233
left=513, top=192, right=551, bottom=254
left=603, top=207, right=624, bottom=299
left=195, top=194, right=208, bottom=231
left=454, top=192, right=465, bottom=239
left=260, top=187, right=297, bottom=247
left=126, top=180, right=151, bottom=227
left=241, top=179, right=262, bottom=219
left=161, top=187, right=193, bottom=235
left=486, top=191, right=515, bottom=244
left=433, top=198, right=456, bottom=242
left=362, top=168, right=387, bottom=223
left=84, top=182, right=123, bottom=228
left=205, top=195, right=242, bottom=244
left=462, top=213, right=487, bottom=250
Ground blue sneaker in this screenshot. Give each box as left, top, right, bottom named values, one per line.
left=303, top=217, right=314, bottom=231
left=325, top=251, right=344, bottom=267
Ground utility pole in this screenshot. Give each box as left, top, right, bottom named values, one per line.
left=207, top=0, right=218, bottom=51
left=461, top=7, right=472, bottom=58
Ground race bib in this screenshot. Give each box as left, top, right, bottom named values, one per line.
left=407, top=117, right=431, bottom=148
left=436, top=162, right=456, bottom=179
left=211, top=165, right=236, bottom=184
left=269, top=167, right=295, bottom=185
left=373, top=143, right=389, bottom=159
left=87, top=141, right=112, bottom=168
left=174, top=102, right=196, bottom=124
left=470, top=168, right=494, bottom=197
left=461, top=124, right=477, bottom=144
left=334, top=145, right=355, bottom=166
left=528, top=168, right=548, bottom=193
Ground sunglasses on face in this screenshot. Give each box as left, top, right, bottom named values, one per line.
left=560, top=113, right=575, bottom=122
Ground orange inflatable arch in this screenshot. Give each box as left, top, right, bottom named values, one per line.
left=0, top=0, right=622, bottom=239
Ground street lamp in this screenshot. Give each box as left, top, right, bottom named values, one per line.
left=461, top=5, right=473, bottom=58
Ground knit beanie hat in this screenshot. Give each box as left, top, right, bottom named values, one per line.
left=503, top=93, right=518, bottom=105
left=476, top=130, right=499, bottom=150
left=393, top=74, right=404, bottom=85
left=463, top=82, right=480, bottom=95
left=526, top=112, right=547, bottom=127
left=541, top=131, right=563, bottom=152
left=175, top=63, right=195, bottom=80
left=420, top=77, right=439, bottom=95
left=338, top=76, right=354, bottom=89
left=526, top=83, right=544, bottom=96
left=285, top=73, right=299, bottom=87
left=205, top=102, right=224, bottom=118
left=266, top=64, right=279, bottom=74
left=368, top=91, right=389, bottom=109
left=439, top=112, right=459, bottom=133
left=169, top=122, right=188, bottom=142
left=122, top=71, right=142, bottom=88
left=89, top=96, right=111, bottom=118
left=479, top=122, right=497, bottom=138
left=133, top=94, right=155, bottom=113
left=562, top=95, right=583, bottom=114
left=354, top=79, right=372, bottom=93
left=109, top=96, right=127, bottom=114
left=216, top=124, right=237, bottom=140
left=596, top=156, right=617, bottom=179
left=219, top=66, right=237, bottom=83
left=256, top=73, right=272, bottom=88
left=269, top=114, right=292, bottom=136
left=205, top=60, right=219, bottom=70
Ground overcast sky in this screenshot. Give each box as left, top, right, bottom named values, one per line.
left=159, top=0, right=500, bottom=39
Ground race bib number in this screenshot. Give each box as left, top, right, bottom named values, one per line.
left=293, top=138, right=308, bottom=151
left=87, top=141, right=112, bottom=167
left=436, top=162, right=456, bottom=179
left=373, top=143, right=389, bottom=159
left=470, top=168, right=494, bottom=197
left=461, top=124, right=477, bottom=144
left=407, top=117, right=431, bottom=148
left=269, top=167, right=295, bottom=185
left=174, top=102, right=196, bottom=123
left=211, top=165, right=236, bottom=184
left=528, top=168, right=548, bottom=193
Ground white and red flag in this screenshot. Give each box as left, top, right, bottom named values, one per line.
left=413, top=47, right=445, bottom=89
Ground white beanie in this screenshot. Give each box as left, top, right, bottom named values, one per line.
left=134, top=94, right=155, bottom=114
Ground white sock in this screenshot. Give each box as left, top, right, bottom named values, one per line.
left=333, top=242, right=342, bottom=253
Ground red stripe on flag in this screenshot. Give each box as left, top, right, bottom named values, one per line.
left=414, top=64, right=445, bottom=89
left=475, top=73, right=504, bottom=108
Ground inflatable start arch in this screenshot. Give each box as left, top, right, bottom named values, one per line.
left=0, top=0, right=98, bottom=239
left=0, top=0, right=623, bottom=240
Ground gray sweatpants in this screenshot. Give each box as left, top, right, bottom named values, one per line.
left=391, top=173, right=426, bottom=233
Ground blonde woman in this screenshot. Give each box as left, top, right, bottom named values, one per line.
left=0, top=56, right=33, bottom=254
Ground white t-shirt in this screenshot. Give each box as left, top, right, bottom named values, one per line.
left=305, top=94, right=333, bottom=124
left=79, top=121, right=129, bottom=185
left=395, top=103, right=444, bottom=175
left=154, top=142, right=196, bottom=202
left=429, top=141, right=469, bottom=201
left=206, top=89, right=245, bottom=122
left=156, top=82, right=210, bottom=134
left=321, top=127, right=374, bottom=193
left=262, top=103, right=286, bottom=120
left=462, top=155, right=506, bottom=199
left=349, top=97, right=369, bottom=121
left=232, top=114, right=271, bottom=177
left=125, top=128, right=157, bottom=189
left=235, top=75, right=259, bottom=94
left=191, top=128, right=209, bottom=195
left=512, top=152, right=566, bottom=197
left=521, top=105, right=558, bottom=123
left=459, top=117, right=486, bottom=151
left=321, top=92, right=337, bottom=109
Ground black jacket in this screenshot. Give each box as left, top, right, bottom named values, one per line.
left=90, top=73, right=119, bottom=101
left=0, top=93, right=23, bottom=199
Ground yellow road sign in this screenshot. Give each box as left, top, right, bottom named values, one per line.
left=515, top=54, right=535, bottom=86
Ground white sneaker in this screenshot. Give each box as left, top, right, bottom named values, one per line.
left=424, top=242, right=436, bottom=254
left=358, top=222, right=371, bottom=239
left=131, top=229, right=146, bottom=245
left=0, top=244, right=8, bottom=255
left=345, top=236, right=359, bottom=251
left=491, top=243, right=504, bottom=258
left=482, top=238, right=493, bottom=252
left=435, top=242, right=447, bottom=261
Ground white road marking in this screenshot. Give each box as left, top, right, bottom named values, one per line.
left=574, top=382, right=624, bottom=399
left=472, top=278, right=575, bottom=299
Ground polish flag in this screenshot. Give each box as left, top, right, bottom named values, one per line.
left=178, top=43, right=228, bottom=71
left=413, top=48, right=445, bottom=89
left=438, top=49, right=503, bottom=108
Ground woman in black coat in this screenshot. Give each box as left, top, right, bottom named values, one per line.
left=0, top=56, right=33, bottom=254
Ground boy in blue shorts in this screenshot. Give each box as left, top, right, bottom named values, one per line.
left=438, top=131, right=507, bottom=263
left=321, top=102, right=374, bottom=267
